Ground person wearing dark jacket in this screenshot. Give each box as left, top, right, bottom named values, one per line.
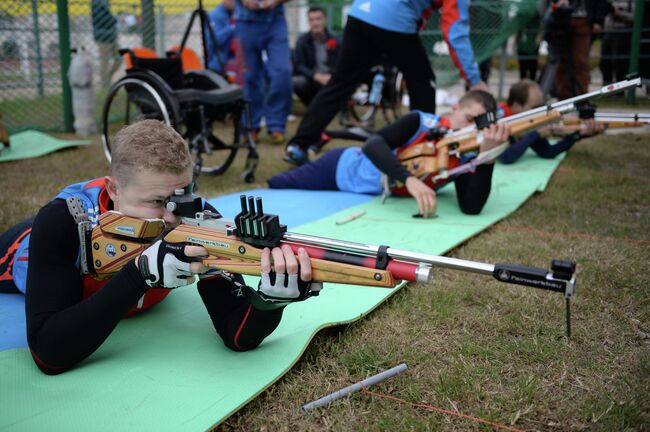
left=292, top=7, right=341, bottom=107
left=539, top=0, right=608, bottom=98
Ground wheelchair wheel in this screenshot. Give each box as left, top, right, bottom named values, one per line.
left=196, top=117, right=240, bottom=176
left=383, top=70, right=407, bottom=122
left=346, top=83, right=379, bottom=126
left=101, top=77, right=178, bottom=162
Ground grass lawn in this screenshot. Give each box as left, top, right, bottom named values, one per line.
left=0, top=115, right=648, bottom=431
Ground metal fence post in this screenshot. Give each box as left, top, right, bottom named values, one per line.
left=626, top=0, right=645, bottom=104
left=141, top=0, right=156, bottom=50
left=56, top=0, right=73, bottom=132
left=498, top=42, right=507, bottom=100
left=157, top=4, right=165, bottom=56
left=31, top=0, right=44, bottom=97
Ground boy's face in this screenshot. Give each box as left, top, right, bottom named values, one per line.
left=523, top=85, right=545, bottom=111
left=308, top=11, right=326, bottom=36
left=448, top=102, right=487, bottom=130
left=105, top=169, right=192, bottom=225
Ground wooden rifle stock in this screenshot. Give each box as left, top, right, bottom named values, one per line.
left=392, top=110, right=563, bottom=193
left=394, top=77, right=644, bottom=184
left=557, top=112, right=649, bottom=133
left=91, top=211, right=397, bottom=287
left=164, top=224, right=397, bottom=287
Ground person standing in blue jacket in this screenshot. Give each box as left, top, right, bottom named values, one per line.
left=284, top=0, right=489, bottom=165
left=235, top=0, right=293, bottom=145
left=205, top=0, right=236, bottom=75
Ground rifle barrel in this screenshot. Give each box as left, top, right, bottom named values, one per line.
left=283, top=232, right=495, bottom=276
left=450, top=77, right=643, bottom=137
left=594, top=112, right=650, bottom=123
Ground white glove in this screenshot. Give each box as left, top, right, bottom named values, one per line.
left=257, top=271, right=323, bottom=304
left=137, top=239, right=202, bottom=288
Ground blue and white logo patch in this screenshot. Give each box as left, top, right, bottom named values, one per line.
left=105, top=244, right=116, bottom=257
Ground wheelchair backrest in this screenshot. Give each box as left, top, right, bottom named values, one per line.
left=130, top=56, right=185, bottom=90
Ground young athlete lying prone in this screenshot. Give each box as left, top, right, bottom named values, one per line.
left=269, top=90, right=510, bottom=217
left=0, top=120, right=321, bottom=374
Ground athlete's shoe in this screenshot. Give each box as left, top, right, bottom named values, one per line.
left=307, top=132, right=332, bottom=159
left=283, top=143, right=309, bottom=166
left=269, top=131, right=285, bottom=145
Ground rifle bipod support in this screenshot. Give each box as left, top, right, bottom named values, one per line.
left=233, top=195, right=287, bottom=248
left=493, top=259, right=576, bottom=337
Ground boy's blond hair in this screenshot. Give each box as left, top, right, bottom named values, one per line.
left=110, top=120, right=192, bottom=185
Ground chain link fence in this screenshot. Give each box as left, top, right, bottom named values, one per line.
left=0, top=0, right=645, bottom=135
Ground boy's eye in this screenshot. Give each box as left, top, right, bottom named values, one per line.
left=148, top=199, right=164, bottom=205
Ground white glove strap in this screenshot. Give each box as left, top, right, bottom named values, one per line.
left=259, top=272, right=300, bottom=300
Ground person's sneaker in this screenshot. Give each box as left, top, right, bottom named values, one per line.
left=283, top=143, right=309, bottom=166
left=307, top=132, right=332, bottom=158
left=269, top=131, right=285, bottom=145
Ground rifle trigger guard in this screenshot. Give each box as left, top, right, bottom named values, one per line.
left=376, top=245, right=389, bottom=270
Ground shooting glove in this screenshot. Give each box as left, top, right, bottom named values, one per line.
left=256, top=271, right=323, bottom=305
left=137, top=239, right=199, bottom=288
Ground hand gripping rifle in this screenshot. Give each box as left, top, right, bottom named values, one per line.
left=387, top=76, right=647, bottom=197
left=86, top=191, right=578, bottom=336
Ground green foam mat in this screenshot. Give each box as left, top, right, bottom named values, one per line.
left=0, top=150, right=562, bottom=431
left=0, top=131, right=90, bottom=162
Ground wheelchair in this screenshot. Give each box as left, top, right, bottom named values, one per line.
left=339, top=63, right=407, bottom=128
left=101, top=7, right=258, bottom=183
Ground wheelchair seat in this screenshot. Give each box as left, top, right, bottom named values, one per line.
left=102, top=49, right=258, bottom=182
left=176, top=70, right=244, bottom=105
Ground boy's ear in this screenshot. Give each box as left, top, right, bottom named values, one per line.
left=105, top=176, right=119, bottom=201
left=451, top=103, right=460, bottom=113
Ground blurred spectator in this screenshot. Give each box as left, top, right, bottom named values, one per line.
left=235, top=0, right=292, bottom=145
left=292, top=6, right=341, bottom=107
left=91, top=0, right=120, bottom=87
left=599, top=0, right=634, bottom=85
left=539, top=0, right=608, bottom=98
left=516, top=12, right=541, bottom=80
left=205, top=0, right=236, bottom=74
left=205, top=0, right=246, bottom=84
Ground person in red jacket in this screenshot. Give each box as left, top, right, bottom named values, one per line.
left=0, top=120, right=321, bottom=374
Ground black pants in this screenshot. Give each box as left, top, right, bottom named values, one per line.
left=518, top=57, right=538, bottom=80
left=289, top=17, right=436, bottom=150
left=599, top=30, right=631, bottom=85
